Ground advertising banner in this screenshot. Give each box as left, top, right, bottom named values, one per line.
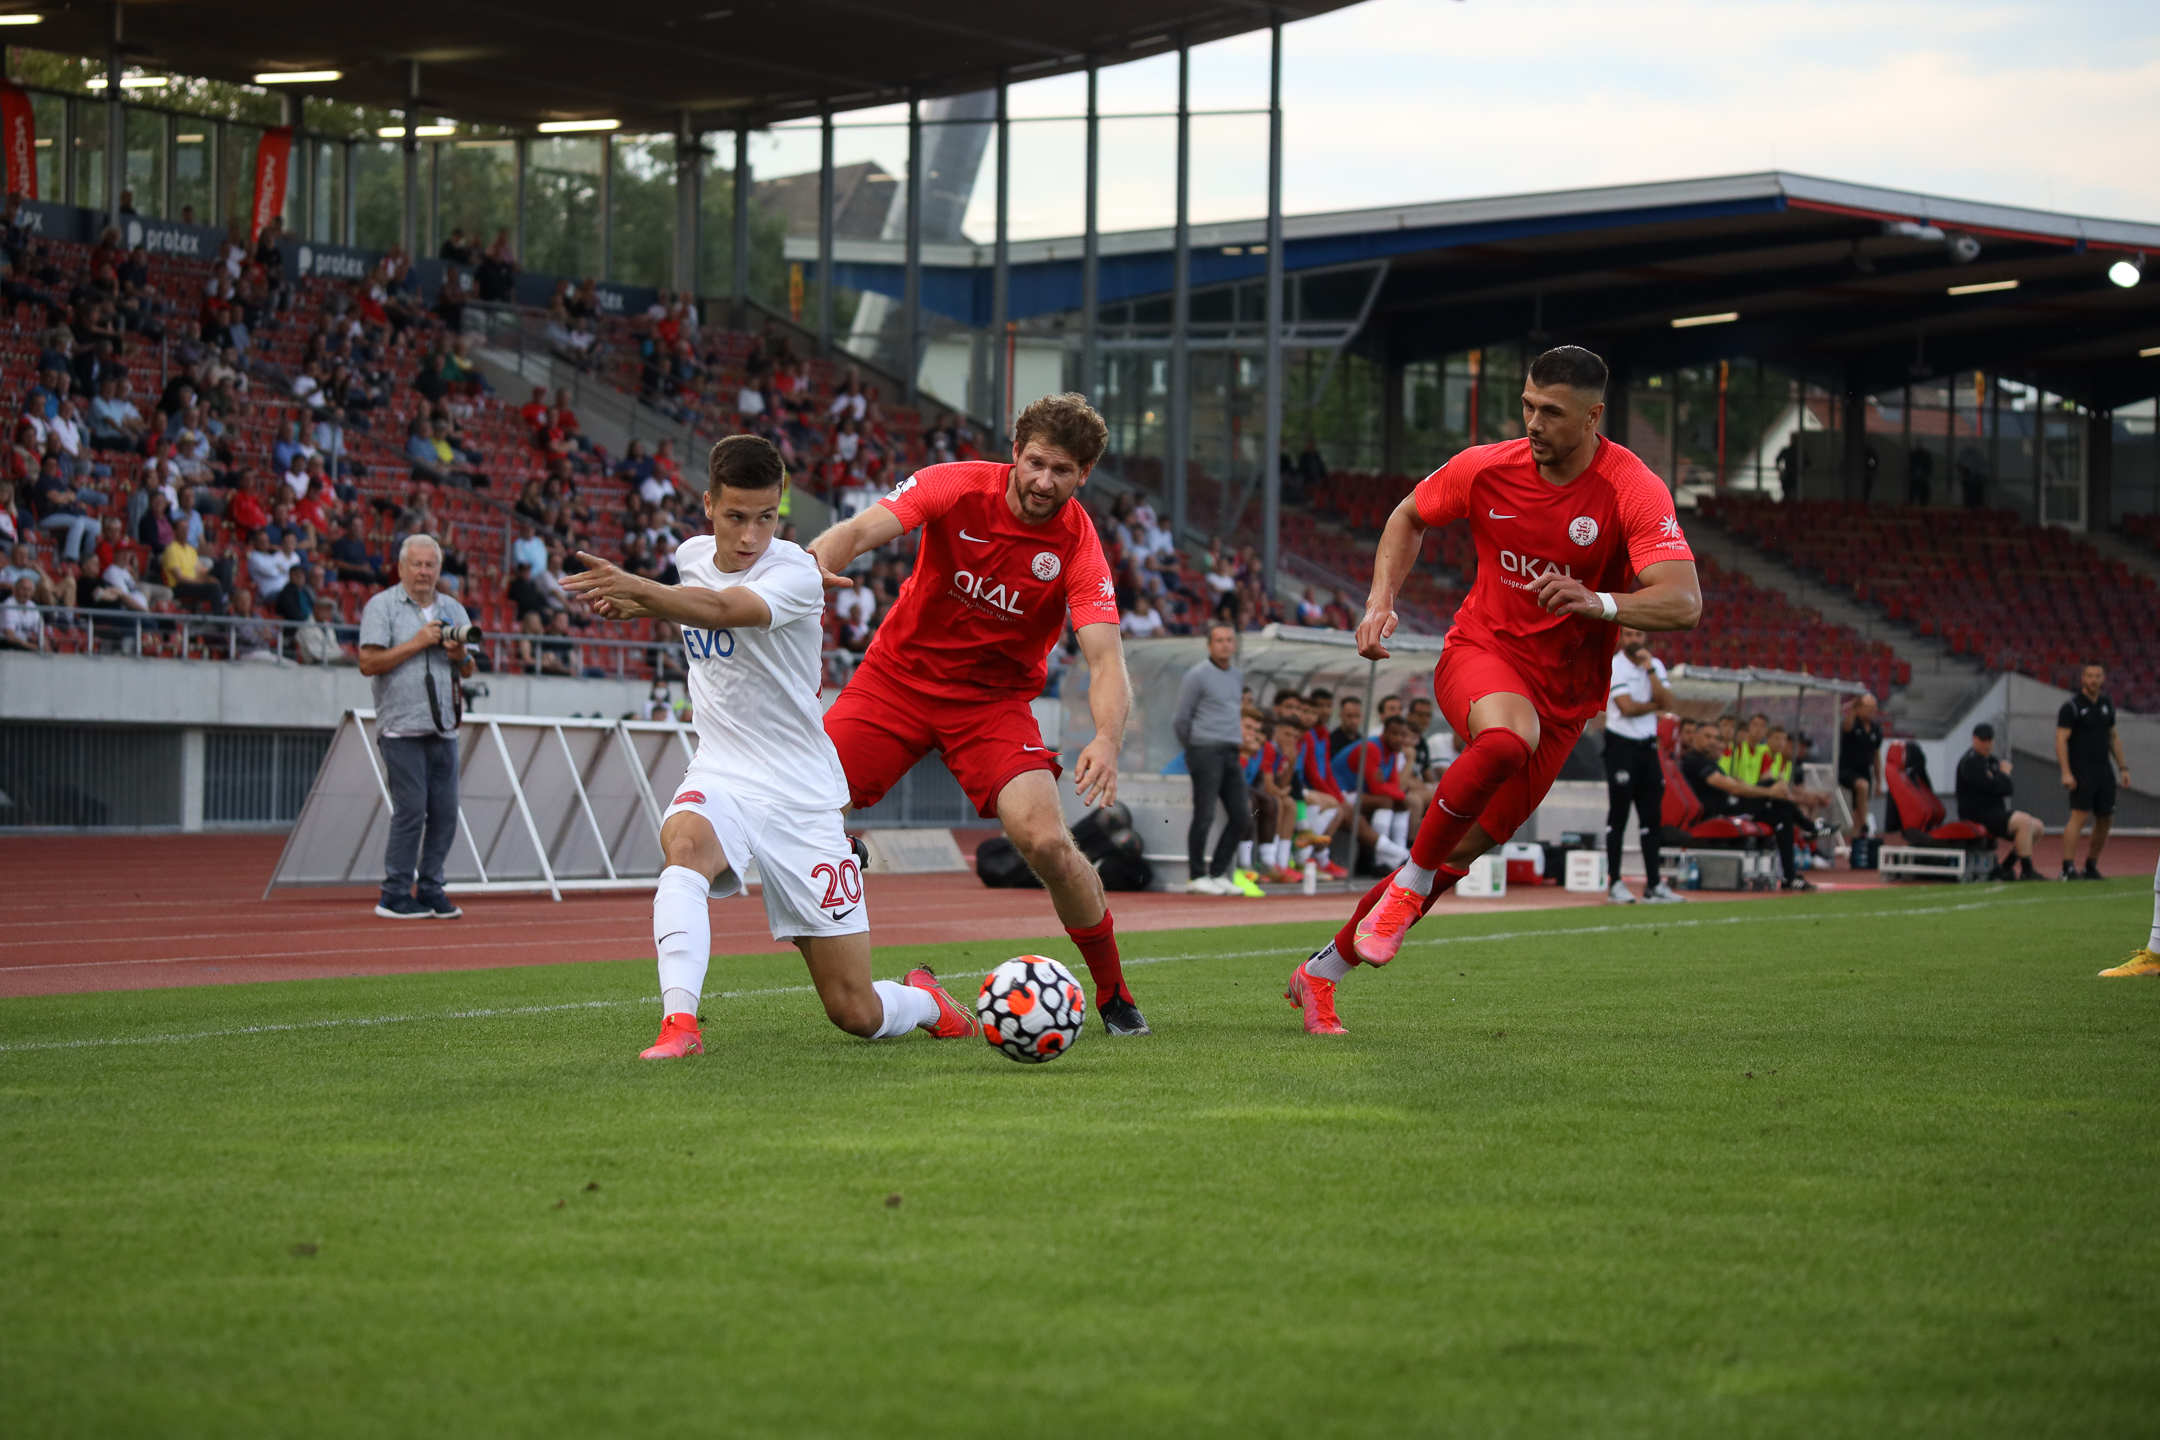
left=0, top=83, right=36, bottom=200
left=250, top=125, right=293, bottom=241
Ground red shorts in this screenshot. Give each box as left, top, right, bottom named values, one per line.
left=822, top=662, right=1062, bottom=819
left=1433, top=640, right=1585, bottom=845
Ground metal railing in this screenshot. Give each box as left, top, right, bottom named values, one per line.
left=8, top=603, right=683, bottom=682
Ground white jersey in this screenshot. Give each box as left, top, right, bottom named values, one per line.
left=674, top=536, right=848, bottom=811
left=1606, top=649, right=1667, bottom=740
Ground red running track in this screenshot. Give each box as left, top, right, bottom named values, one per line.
left=1, top=832, right=2148, bottom=998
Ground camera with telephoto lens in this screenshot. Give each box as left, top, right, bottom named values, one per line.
left=438, top=623, right=483, bottom=647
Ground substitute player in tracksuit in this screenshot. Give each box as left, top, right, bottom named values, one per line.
left=1287, top=345, right=1703, bottom=1034
left=565, top=435, right=978, bottom=1059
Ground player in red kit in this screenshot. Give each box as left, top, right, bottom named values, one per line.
left=1285, top=346, right=1703, bottom=1035
left=806, top=394, right=1152, bottom=1036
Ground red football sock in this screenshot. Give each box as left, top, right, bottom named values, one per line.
left=1409, top=727, right=1533, bottom=871
left=1066, top=910, right=1129, bottom=1005
left=1331, top=865, right=1467, bottom=960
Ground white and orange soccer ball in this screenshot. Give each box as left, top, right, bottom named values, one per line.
left=976, top=956, right=1085, bottom=1064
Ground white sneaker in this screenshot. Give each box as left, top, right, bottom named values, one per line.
left=1185, top=875, right=1232, bottom=896
left=1606, top=880, right=1637, bottom=904
left=1643, top=880, right=1688, bottom=904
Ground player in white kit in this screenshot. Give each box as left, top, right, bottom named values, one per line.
left=564, top=435, right=978, bottom=1057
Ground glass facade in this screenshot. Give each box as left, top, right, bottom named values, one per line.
left=526, top=135, right=601, bottom=280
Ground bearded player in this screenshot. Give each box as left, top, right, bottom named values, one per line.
left=565, top=435, right=979, bottom=1058
left=806, top=394, right=1150, bottom=1036
left=1286, top=346, right=1703, bottom=1034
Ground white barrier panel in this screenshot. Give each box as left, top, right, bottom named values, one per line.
left=266, top=711, right=699, bottom=900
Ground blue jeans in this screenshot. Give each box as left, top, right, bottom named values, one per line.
left=40, top=512, right=98, bottom=562
left=379, top=734, right=460, bottom=902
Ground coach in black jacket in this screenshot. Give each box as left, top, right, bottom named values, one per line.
left=1955, top=723, right=2042, bottom=881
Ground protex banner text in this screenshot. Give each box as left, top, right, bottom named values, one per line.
left=0, top=83, right=34, bottom=200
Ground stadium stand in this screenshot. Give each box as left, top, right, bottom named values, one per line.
left=1704, top=495, right=2160, bottom=714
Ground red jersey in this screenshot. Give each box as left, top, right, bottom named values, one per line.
left=1414, top=436, right=1693, bottom=724
left=862, top=461, right=1120, bottom=698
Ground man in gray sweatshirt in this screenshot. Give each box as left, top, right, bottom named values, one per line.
left=1175, top=621, right=1253, bottom=895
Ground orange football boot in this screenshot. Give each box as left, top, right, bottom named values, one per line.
left=1352, top=880, right=1425, bottom=965
left=639, top=1012, right=704, bottom=1059
left=1285, top=964, right=1348, bottom=1035
left=905, top=966, right=981, bottom=1038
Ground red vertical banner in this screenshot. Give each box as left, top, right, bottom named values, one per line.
left=250, top=125, right=293, bottom=241
left=0, top=82, right=36, bottom=200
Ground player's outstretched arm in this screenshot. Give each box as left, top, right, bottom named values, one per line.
left=1071, top=621, right=1130, bottom=808
left=565, top=552, right=772, bottom=631
left=1529, top=559, right=1702, bottom=631
left=1357, top=494, right=1432, bottom=660
left=804, top=506, right=904, bottom=591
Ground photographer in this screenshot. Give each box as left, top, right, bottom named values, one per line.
left=359, top=534, right=476, bottom=920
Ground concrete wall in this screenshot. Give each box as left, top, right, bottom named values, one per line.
left=0, top=652, right=652, bottom=729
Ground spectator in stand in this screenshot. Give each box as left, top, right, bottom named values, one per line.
left=475, top=231, right=518, bottom=303
left=327, top=519, right=383, bottom=586
left=510, top=520, right=549, bottom=579
left=274, top=561, right=320, bottom=624
left=1839, top=692, right=1884, bottom=840
left=2057, top=663, right=2128, bottom=881
left=438, top=227, right=476, bottom=266
left=1175, top=622, right=1255, bottom=896
left=1120, top=592, right=1166, bottom=639
left=160, top=528, right=226, bottom=614
left=1293, top=587, right=1324, bottom=626
left=295, top=594, right=353, bottom=666
left=3, top=540, right=75, bottom=608
left=1681, top=721, right=1811, bottom=890
left=1320, top=593, right=1355, bottom=631
left=538, top=610, right=579, bottom=675
left=33, top=454, right=99, bottom=562
left=89, top=516, right=158, bottom=611
left=506, top=560, right=558, bottom=625
left=0, top=571, right=43, bottom=648
left=246, top=527, right=299, bottom=601
left=1957, top=723, right=2043, bottom=882
left=88, top=376, right=147, bottom=453
left=1295, top=438, right=1328, bottom=502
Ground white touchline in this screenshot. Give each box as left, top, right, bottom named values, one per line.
left=0, top=887, right=2100, bottom=1054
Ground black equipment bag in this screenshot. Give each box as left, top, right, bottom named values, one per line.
left=975, top=835, right=1044, bottom=889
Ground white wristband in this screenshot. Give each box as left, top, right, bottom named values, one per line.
left=1598, top=591, right=1618, bottom=621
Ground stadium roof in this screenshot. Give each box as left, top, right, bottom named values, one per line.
left=45, top=0, right=1363, bottom=133
left=800, top=171, right=2160, bottom=409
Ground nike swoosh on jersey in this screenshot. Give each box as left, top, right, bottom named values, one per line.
left=959, top=529, right=989, bottom=543
left=1488, top=509, right=1517, bottom=520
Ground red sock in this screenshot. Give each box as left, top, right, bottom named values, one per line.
left=1410, top=728, right=1533, bottom=870
left=1331, top=865, right=1467, bottom=959
left=1066, top=910, right=1128, bottom=1005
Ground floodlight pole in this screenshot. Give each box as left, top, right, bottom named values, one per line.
left=1081, top=61, right=1100, bottom=408
left=817, top=108, right=835, bottom=356
left=402, top=63, right=420, bottom=258
left=904, top=93, right=922, bottom=405
left=104, top=4, right=122, bottom=227
left=991, top=73, right=1010, bottom=446
left=1262, top=17, right=1285, bottom=594
left=1171, top=37, right=1192, bottom=541
left=731, top=123, right=750, bottom=327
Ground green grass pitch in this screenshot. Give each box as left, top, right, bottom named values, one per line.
left=3, top=881, right=2157, bottom=1437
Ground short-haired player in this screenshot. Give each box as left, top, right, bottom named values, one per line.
left=805, top=394, right=1151, bottom=1036
left=566, top=435, right=977, bottom=1058
left=1287, top=345, right=1703, bottom=1034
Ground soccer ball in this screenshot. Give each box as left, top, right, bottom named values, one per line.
left=975, top=956, right=1086, bottom=1064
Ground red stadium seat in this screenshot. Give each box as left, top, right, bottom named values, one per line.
left=1883, top=742, right=1992, bottom=848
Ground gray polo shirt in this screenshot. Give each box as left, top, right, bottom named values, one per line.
left=1174, top=656, right=1245, bottom=749
left=358, top=583, right=471, bottom=738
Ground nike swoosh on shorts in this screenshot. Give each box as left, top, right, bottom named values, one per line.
left=829, top=906, right=858, bottom=922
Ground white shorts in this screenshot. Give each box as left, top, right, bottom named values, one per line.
left=662, top=769, right=867, bottom=941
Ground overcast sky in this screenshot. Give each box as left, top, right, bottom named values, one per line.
left=768, top=0, right=2160, bottom=241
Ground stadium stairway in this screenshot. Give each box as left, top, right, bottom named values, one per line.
left=1683, top=509, right=1993, bottom=738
